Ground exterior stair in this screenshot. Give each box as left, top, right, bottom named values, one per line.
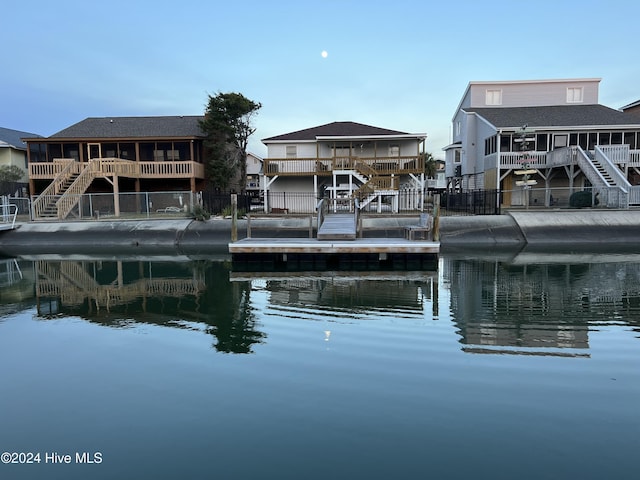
left=32, top=161, right=93, bottom=220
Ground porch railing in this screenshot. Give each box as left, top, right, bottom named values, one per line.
left=29, top=159, right=206, bottom=179
left=264, top=155, right=424, bottom=176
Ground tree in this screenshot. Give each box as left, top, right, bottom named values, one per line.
left=0, top=165, right=25, bottom=195
left=199, top=92, right=262, bottom=191
left=420, top=152, right=437, bottom=178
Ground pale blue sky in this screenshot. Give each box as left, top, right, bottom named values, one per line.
left=2, top=0, right=638, bottom=159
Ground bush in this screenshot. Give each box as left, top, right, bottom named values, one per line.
left=221, top=205, right=246, bottom=218
left=569, top=190, right=598, bottom=208
left=191, top=204, right=211, bottom=221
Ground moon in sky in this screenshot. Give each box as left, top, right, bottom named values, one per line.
left=321, top=50, right=328, bottom=58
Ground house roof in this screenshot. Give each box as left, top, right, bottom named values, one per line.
left=262, top=121, right=423, bottom=142
left=0, top=127, right=42, bottom=150
left=621, top=99, right=640, bottom=110
left=463, top=104, right=640, bottom=130
left=48, top=116, right=205, bottom=139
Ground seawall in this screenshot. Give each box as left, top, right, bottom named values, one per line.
left=1, top=210, right=639, bottom=256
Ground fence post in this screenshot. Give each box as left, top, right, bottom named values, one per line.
left=231, top=194, right=238, bottom=242
left=432, top=193, right=440, bottom=242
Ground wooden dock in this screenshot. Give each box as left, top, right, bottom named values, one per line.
left=229, top=237, right=439, bottom=270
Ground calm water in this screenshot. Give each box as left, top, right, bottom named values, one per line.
left=0, top=252, right=639, bottom=480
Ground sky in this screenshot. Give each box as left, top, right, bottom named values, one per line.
left=2, top=0, right=639, bottom=159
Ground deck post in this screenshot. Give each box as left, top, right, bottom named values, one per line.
left=432, top=193, right=440, bottom=242
left=231, top=194, right=238, bottom=242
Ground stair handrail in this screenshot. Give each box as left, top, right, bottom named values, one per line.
left=55, top=160, right=100, bottom=219
left=31, top=160, right=79, bottom=219
left=575, top=148, right=628, bottom=208
left=354, top=197, right=360, bottom=237
left=593, top=146, right=631, bottom=189
left=316, top=198, right=327, bottom=234
left=0, top=203, right=18, bottom=229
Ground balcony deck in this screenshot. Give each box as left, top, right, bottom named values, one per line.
left=495, top=146, right=640, bottom=170
left=264, top=156, right=424, bottom=176
left=29, top=158, right=206, bottom=180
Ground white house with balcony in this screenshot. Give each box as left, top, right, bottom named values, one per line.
left=261, top=121, right=428, bottom=213
left=444, top=78, right=640, bottom=208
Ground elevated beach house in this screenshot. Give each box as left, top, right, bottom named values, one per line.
left=261, top=121, right=427, bottom=213
left=23, top=116, right=207, bottom=219
left=444, top=78, right=640, bottom=208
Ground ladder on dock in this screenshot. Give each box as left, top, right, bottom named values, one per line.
left=316, top=198, right=358, bottom=240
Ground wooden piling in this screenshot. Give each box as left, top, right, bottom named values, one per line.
left=231, top=194, right=237, bottom=242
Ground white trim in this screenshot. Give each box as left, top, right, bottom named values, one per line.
left=469, top=78, right=602, bottom=86
left=316, top=134, right=427, bottom=141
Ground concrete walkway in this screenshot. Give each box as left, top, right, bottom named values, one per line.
left=1, top=210, right=639, bottom=255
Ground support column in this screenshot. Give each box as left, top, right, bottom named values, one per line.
left=113, top=175, right=120, bottom=217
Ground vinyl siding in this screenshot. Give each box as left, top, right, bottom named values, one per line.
left=469, top=79, right=600, bottom=108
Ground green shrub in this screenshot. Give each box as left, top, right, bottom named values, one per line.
left=191, top=204, right=211, bottom=221
left=221, top=205, right=246, bottom=218
left=569, top=190, right=598, bottom=208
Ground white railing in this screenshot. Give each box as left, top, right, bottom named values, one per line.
left=594, top=146, right=631, bottom=189
left=629, top=186, right=640, bottom=205
left=545, top=147, right=575, bottom=167
left=1, top=203, right=18, bottom=229
left=600, top=145, right=630, bottom=164
left=499, top=151, right=548, bottom=169
left=575, top=148, right=628, bottom=208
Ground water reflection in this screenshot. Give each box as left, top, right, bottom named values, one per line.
left=21, top=256, right=264, bottom=354
left=445, top=255, right=640, bottom=356
left=2, top=255, right=640, bottom=358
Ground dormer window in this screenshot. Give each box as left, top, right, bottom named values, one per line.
left=486, top=89, right=502, bottom=106
left=567, top=87, right=584, bottom=103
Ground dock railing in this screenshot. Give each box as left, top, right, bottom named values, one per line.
left=1, top=202, right=18, bottom=229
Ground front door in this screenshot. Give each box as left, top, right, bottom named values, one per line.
left=88, top=143, right=102, bottom=160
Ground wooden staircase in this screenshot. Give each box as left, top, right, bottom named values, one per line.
left=588, top=153, right=616, bottom=186
left=32, top=161, right=99, bottom=220
left=352, top=161, right=398, bottom=209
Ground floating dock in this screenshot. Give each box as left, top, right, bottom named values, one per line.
left=229, top=237, right=440, bottom=270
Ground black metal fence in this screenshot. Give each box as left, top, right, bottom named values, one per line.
left=201, top=190, right=253, bottom=215
left=440, top=190, right=500, bottom=215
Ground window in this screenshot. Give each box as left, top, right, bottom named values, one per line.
left=455, top=121, right=461, bottom=136
left=286, top=146, right=297, bottom=158
left=553, top=135, right=568, bottom=148
left=567, top=87, right=583, bottom=103
left=486, top=89, right=502, bottom=106
left=536, top=134, right=549, bottom=152
left=484, top=135, right=497, bottom=155
left=454, top=150, right=461, bottom=163
left=500, top=135, right=512, bottom=152
left=388, top=145, right=400, bottom=157
left=624, top=132, right=637, bottom=150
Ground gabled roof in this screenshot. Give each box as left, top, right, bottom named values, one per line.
left=262, top=121, right=423, bottom=142
left=464, top=104, right=640, bottom=130
left=48, top=116, right=205, bottom=139
left=621, top=99, right=640, bottom=110
left=0, top=127, right=42, bottom=150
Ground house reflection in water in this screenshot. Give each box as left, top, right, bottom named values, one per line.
left=443, top=256, right=640, bottom=357
left=33, top=258, right=265, bottom=354
left=230, top=271, right=439, bottom=320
